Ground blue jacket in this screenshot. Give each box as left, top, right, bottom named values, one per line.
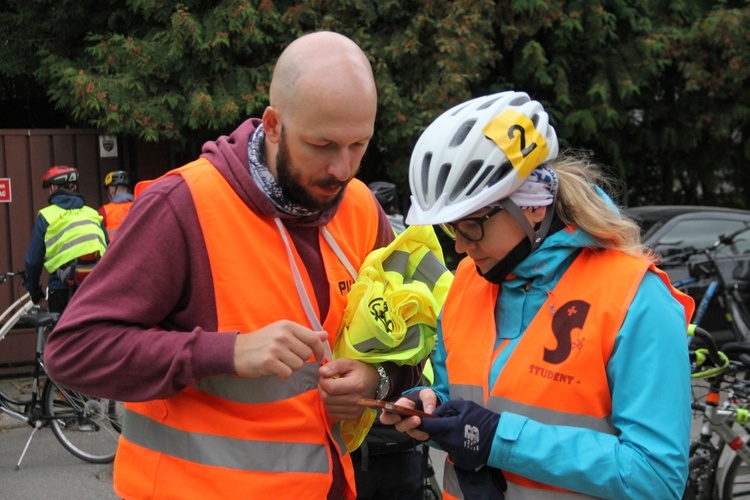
left=24, top=191, right=108, bottom=300
left=427, top=225, right=691, bottom=499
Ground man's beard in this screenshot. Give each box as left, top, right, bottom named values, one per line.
left=276, top=130, right=348, bottom=212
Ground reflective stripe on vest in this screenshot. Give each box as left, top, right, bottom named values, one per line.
left=40, top=205, right=106, bottom=273
left=440, top=248, right=694, bottom=499
left=101, top=201, right=132, bottom=240
left=114, top=159, right=379, bottom=499
left=122, top=409, right=329, bottom=472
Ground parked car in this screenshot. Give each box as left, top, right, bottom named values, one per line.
left=626, top=205, right=750, bottom=344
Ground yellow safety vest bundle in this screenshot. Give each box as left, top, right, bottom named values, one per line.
left=335, top=224, right=453, bottom=451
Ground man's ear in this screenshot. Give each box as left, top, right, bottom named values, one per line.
left=262, top=106, right=282, bottom=144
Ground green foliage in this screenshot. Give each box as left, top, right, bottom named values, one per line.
left=1, top=0, right=749, bottom=208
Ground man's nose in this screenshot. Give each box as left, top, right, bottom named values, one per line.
left=327, top=150, right=352, bottom=182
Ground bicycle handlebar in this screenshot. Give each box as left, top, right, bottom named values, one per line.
left=689, top=324, right=721, bottom=361
left=660, top=224, right=750, bottom=267
left=687, top=324, right=730, bottom=378
left=0, top=269, right=26, bottom=284
left=716, top=224, right=750, bottom=248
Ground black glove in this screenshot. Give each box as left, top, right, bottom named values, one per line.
left=418, top=400, right=500, bottom=471
left=454, top=466, right=507, bottom=499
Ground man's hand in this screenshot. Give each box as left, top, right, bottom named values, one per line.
left=233, top=320, right=328, bottom=379
left=318, top=359, right=380, bottom=420
left=379, top=389, right=439, bottom=441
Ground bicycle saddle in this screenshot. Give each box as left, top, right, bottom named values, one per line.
left=20, top=312, right=60, bottom=328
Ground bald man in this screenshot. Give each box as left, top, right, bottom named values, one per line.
left=44, top=31, right=421, bottom=499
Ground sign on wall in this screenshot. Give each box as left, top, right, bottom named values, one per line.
left=99, top=135, right=118, bottom=158
left=0, top=178, right=10, bottom=203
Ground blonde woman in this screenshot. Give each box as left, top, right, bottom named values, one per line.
left=382, top=91, right=694, bottom=499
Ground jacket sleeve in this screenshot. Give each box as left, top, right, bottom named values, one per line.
left=488, top=271, right=691, bottom=499
left=44, top=178, right=237, bottom=402
left=23, top=214, right=48, bottom=302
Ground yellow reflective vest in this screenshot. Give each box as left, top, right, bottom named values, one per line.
left=335, top=224, right=453, bottom=451
left=39, top=204, right=107, bottom=273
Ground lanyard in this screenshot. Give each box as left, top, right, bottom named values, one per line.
left=273, top=218, right=358, bottom=361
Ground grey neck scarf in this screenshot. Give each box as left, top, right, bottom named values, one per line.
left=247, top=124, right=316, bottom=217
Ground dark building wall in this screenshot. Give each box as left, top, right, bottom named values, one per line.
left=0, top=129, right=171, bottom=370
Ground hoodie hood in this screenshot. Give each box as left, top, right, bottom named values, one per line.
left=49, top=190, right=86, bottom=209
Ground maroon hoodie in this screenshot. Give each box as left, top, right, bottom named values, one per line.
left=44, top=118, right=413, bottom=401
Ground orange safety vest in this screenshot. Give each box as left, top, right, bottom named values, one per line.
left=440, top=248, right=693, bottom=499
left=100, top=201, right=132, bottom=240
left=114, top=159, right=379, bottom=499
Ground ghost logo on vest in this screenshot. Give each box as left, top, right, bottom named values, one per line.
left=544, top=300, right=591, bottom=364
left=368, top=297, right=394, bottom=333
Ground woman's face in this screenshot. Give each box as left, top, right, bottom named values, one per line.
left=451, top=205, right=547, bottom=274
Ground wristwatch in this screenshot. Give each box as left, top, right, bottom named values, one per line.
left=374, top=363, right=391, bottom=400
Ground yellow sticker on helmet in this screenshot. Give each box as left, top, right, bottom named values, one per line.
left=482, top=109, right=549, bottom=178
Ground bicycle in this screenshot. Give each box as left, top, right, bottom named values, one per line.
left=421, top=444, right=443, bottom=500
left=664, top=226, right=750, bottom=348
left=684, top=324, right=750, bottom=499
left=0, top=270, right=123, bottom=470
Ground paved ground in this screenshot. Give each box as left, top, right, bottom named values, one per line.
left=0, top=376, right=117, bottom=498
left=1, top=375, right=446, bottom=497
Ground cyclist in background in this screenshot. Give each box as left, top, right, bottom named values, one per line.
left=98, top=170, right=134, bottom=241
left=24, top=165, right=108, bottom=313
left=369, top=180, right=406, bottom=233
left=382, top=91, right=695, bottom=499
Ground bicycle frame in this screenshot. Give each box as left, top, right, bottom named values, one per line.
left=687, top=325, right=750, bottom=499
left=0, top=292, right=35, bottom=343
left=1, top=272, right=122, bottom=469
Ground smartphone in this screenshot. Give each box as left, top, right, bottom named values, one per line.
left=357, top=398, right=437, bottom=419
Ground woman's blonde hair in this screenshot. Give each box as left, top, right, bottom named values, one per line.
left=552, top=149, right=654, bottom=261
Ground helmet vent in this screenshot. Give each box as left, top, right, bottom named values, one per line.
left=449, top=120, right=476, bottom=148
left=509, top=95, right=528, bottom=106
left=449, top=102, right=471, bottom=117
left=450, top=160, right=484, bottom=201
left=477, top=96, right=502, bottom=110
left=420, top=153, right=432, bottom=198
left=486, top=160, right=513, bottom=187
left=436, top=163, right=451, bottom=200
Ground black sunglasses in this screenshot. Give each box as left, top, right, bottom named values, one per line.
left=440, top=206, right=504, bottom=242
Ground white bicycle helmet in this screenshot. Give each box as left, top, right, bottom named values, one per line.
left=406, top=91, right=559, bottom=225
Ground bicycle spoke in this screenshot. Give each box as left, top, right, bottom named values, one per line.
left=44, top=380, right=122, bottom=463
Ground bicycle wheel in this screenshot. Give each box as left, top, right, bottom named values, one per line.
left=424, top=471, right=442, bottom=500
left=43, top=378, right=123, bottom=463
left=684, top=441, right=720, bottom=500
left=723, top=454, right=750, bottom=499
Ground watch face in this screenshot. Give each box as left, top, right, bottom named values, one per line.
left=376, top=365, right=390, bottom=399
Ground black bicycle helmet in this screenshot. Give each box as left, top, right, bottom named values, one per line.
left=42, top=165, right=79, bottom=188
left=104, top=170, right=131, bottom=188
left=368, top=181, right=398, bottom=207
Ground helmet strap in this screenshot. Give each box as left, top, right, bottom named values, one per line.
left=477, top=236, right=530, bottom=285
left=477, top=198, right=560, bottom=285
left=500, top=197, right=557, bottom=250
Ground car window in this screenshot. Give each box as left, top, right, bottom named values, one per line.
left=653, top=219, right=749, bottom=254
